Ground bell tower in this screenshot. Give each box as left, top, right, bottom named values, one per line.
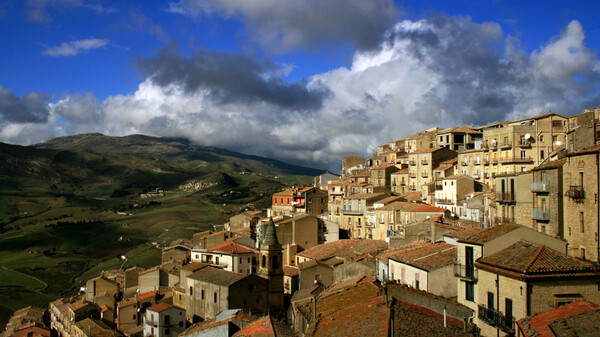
left=258, top=218, right=284, bottom=315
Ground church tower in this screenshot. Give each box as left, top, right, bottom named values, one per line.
left=258, top=218, right=284, bottom=315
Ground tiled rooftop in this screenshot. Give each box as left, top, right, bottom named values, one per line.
left=517, top=299, right=599, bottom=337
left=392, top=300, right=475, bottom=336
left=445, top=227, right=484, bottom=240
left=305, top=281, right=388, bottom=337
left=208, top=240, right=256, bottom=254
left=475, top=241, right=599, bottom=280
left=296, top=239, right=388, bottom=262
left=147, top=303, right=172, bottom=313
left=549, top=308, right=600, bottom=337
left=438, top=126, right=482, bottom=134
left=399, top=192, right=422, bottom=202
left=187, top=266, right=247, bottom=286
left=233, top=316, right=274, bottom=336
left=412, top=205, right=447, bottom=213
left=457, top=223, right=520, bottom=244
left=283, top=265, right=299, bottom=277
left=378, top=201, right=423, bottom=212
left=386, top=243, right=457, bottom=271
left=345, top=192, right=387, bottom=200
left=181, top=262, right=210, bottom=272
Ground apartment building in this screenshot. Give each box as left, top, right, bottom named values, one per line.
left=434, top=175, right=475, bottom=216
left=390, top=168, right=409, bottom=195
left=481, top=113, right=568, bottom=179
left=404, top=128, right=439, bottom=153
left=341, top=193, right=388, bottom=239
left=407, top=147, right=457, bottom=194
left=493, top=172, right=532, bottom=225
left=369, top=163, right=400, bottom=188
left=270, top=187, right=328, bottom=217
left=437, top=126, right=482, bottom=152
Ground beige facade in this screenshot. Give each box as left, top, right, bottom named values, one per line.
left=407, top=147, right=457, bottom=193
left=529, top=160, right=565, bottom=238
left=494, top=172, right=532, bottom=226
left=434, top=175, right=475, bottom=216
left=404, top=128, right=439, bottom=153
left=270, top=187, right=328, bottom=217
left=390, top=168, right=409, bottom=195
left=341, top=193, right=388, bottom=239
left=369, top=163, right=400, bottom=188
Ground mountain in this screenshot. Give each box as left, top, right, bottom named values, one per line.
left=34, top=133, right=324, bottom=176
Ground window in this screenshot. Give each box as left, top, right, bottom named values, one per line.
left=214, top=292, right=217, bottom=303
left=179, top=321, right=183, bottom=327
left=189, top=286, right=193, bottom=296
left=165, top=329, right=170, bottom=335
left=580, top=212, right=585, bottom=233
left=539, top=135, right=544, bottom=142
left=505, top=298, right=513, bottom=321
left=581, top=248, right=586, bottom=260
left=466, top=282, right=474, bottom=301
left=540, top=150, right=545, bottom=159
left=487, top=292, right=495, bottom=310
left=201, top=289, right=205, bottom=300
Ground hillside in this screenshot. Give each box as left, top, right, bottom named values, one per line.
left=0, top=134, right=321, bottom=326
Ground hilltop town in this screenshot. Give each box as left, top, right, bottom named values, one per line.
left=3, top=107, right=600, bottom=337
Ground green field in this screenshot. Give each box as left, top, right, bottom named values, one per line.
left=0, top=267, right=46, bottom=289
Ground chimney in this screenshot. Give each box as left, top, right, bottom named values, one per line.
left=431, top=221, right=437, bottom=243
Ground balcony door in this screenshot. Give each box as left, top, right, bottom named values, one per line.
left=465, top=246, right=474, bottom=278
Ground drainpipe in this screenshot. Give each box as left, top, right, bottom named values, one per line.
left=496, top=274, right=500, bottom=337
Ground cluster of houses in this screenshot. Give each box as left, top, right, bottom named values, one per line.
left=3, top=107, right=600, bottom=337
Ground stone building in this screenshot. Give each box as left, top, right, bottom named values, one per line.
left=340, top=192, right=388, bottom=239
left=473, top=240, right=600, bottom=337
left=529, top=159, right=566, bottom=238
left=390, top=168, right=409, bottom=195
left=341, top=155, right=365, bottom=177
left=269, top=187, right=328, bottom=217
left=494, top=172, right=532, bottom=225
left=143, top=303, right=186, bottom=337
left=563, top=144, right=600, bottom=262
left=369, top=163, right=400, bottom=188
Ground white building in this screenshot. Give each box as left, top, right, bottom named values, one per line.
left=143, top=303, right=186, bottom=337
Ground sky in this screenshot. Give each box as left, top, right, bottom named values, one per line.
left=1, top=0, right=600, bottom=172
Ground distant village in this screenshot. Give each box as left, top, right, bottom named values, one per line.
left=3, top=107, right=600, bottom=337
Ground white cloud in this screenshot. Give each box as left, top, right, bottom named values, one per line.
left=42, top=38, right=109, bottom=57
left=3, top=17, right=600, bottom=172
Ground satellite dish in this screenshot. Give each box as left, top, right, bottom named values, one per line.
left=524, top=134, right=531, bottom=139
left=555, top=141, right=562, bottom=146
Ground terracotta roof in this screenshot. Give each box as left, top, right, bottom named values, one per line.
left=386, top=243, right=457, bottom=271
left=438, top=126, right=482, bottom=134
left=181, top=262, right=210, bottom=272
left=283, top=265, right=299, bottom=277
left=410, top=147, right=445, bottom=154
left=457, top=223, right=521, bottom=245
left=475, top=241, right=599, bottom=280
left=296, top=239, right=388, bottom=262
left=549, top=307, right=600, bottom=336
left=378, top=201, right=422, bottom=212
left=273, top=189, right=294, bottom=196
left=440, top=158, right=459, bottom=165
left=147, top=303, right=172, bottom=313
left=566, top=143, right=600, bottom=156
left=399, top=192, right=422, bottom=202
left=74, top=318, right=119, bottom=337
left=533, top=158, right=566, bottom=171
left=233, top=316, right=274, bottom=336
left=208, top=240, right=257, bottom=254
left=374, top=196, right=403, bottom=205
left=517, top=299, right=599, bottom=337
left=445, top=227, right=484, bottom=240
left=394, top=168, right=409, bottom=174
left=276, top=213, right=312, bottom=224
left=137, top=290, right=157, bottom=301
left=305, top=281, right=388, bottom=336
left=187, top=266, right=247, bottom=286
left=412, top=205, right=447, bottom=213
left=392, top=299, right=474, bottom=336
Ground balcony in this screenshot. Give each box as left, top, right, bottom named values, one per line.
left=499, top=141, right=512, bottom=149
left=490, top=158, right=498, bottom=164
left=421, top=160, right=429, bottom=165
left=410, top=161, right=417, bottom=166
left=531, top=181, right=549, bottom=193
left=483, top=159, right=490, bottom=165
left=342, top=208, right=363, bottom=215
left=496, top=193, right=515, bottom=203
left=478, top=305, right=515, bottom=334
left=489, top=143, right=497, bottom=150
left=566, top=185, right=585, bottom=201
left=454, top=263, right=478, bottom=281
left=435, top=198, right=454, bottom=205
left=410, top=174, right=417, bottom=178
left=531, top=208, right=550, bottom=220
left=461, top=161, right=468, bottom=166
left=421, top=172, right=429, bottom=178
left=472, top=174, right=481, bottom=179
left=474, top=161, right=481, bottom=166
left=518, top=141, right=531, bottom=148
left=500, top=156, right=533, bottom=164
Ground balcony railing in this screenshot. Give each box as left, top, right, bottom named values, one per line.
left=410, top=174, right=417, bottom=178
left=566, top=185, right=585, bottom=201
left=454, top=263, right=478, bottom=281
left=342, top=208, right=363, bottom=215
left=410, top=161, right=417, bottom=166
left=478, top=305, right=515, bottom=334
left=500, top=156, right=533, bottom=164
left=531, top=208, right=550, bottom=220
left=421, top=172, right=429, bottom=178
left=518, top=141, right=531, bottom=148
left=489, top=143, right=497, bottom=150
left=435, top=198, right=454, bottom=205
left=496, top=193, right=515, bottom=203
left=461, top=161, right=469, bottom=166
left=499, top=142, right=512, bottom=149
left=531, top=181, right=549, bottom=193
left=474, top=161, right=481, bottom=166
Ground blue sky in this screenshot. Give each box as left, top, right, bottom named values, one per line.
left=1, top=1, right=600, bottom=171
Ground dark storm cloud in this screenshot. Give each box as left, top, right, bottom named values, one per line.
left=167, top=0, right=399, bottom=51
left=0, top=86, right=50, bottom=123
left=135, top=45, right=329, bottom=110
